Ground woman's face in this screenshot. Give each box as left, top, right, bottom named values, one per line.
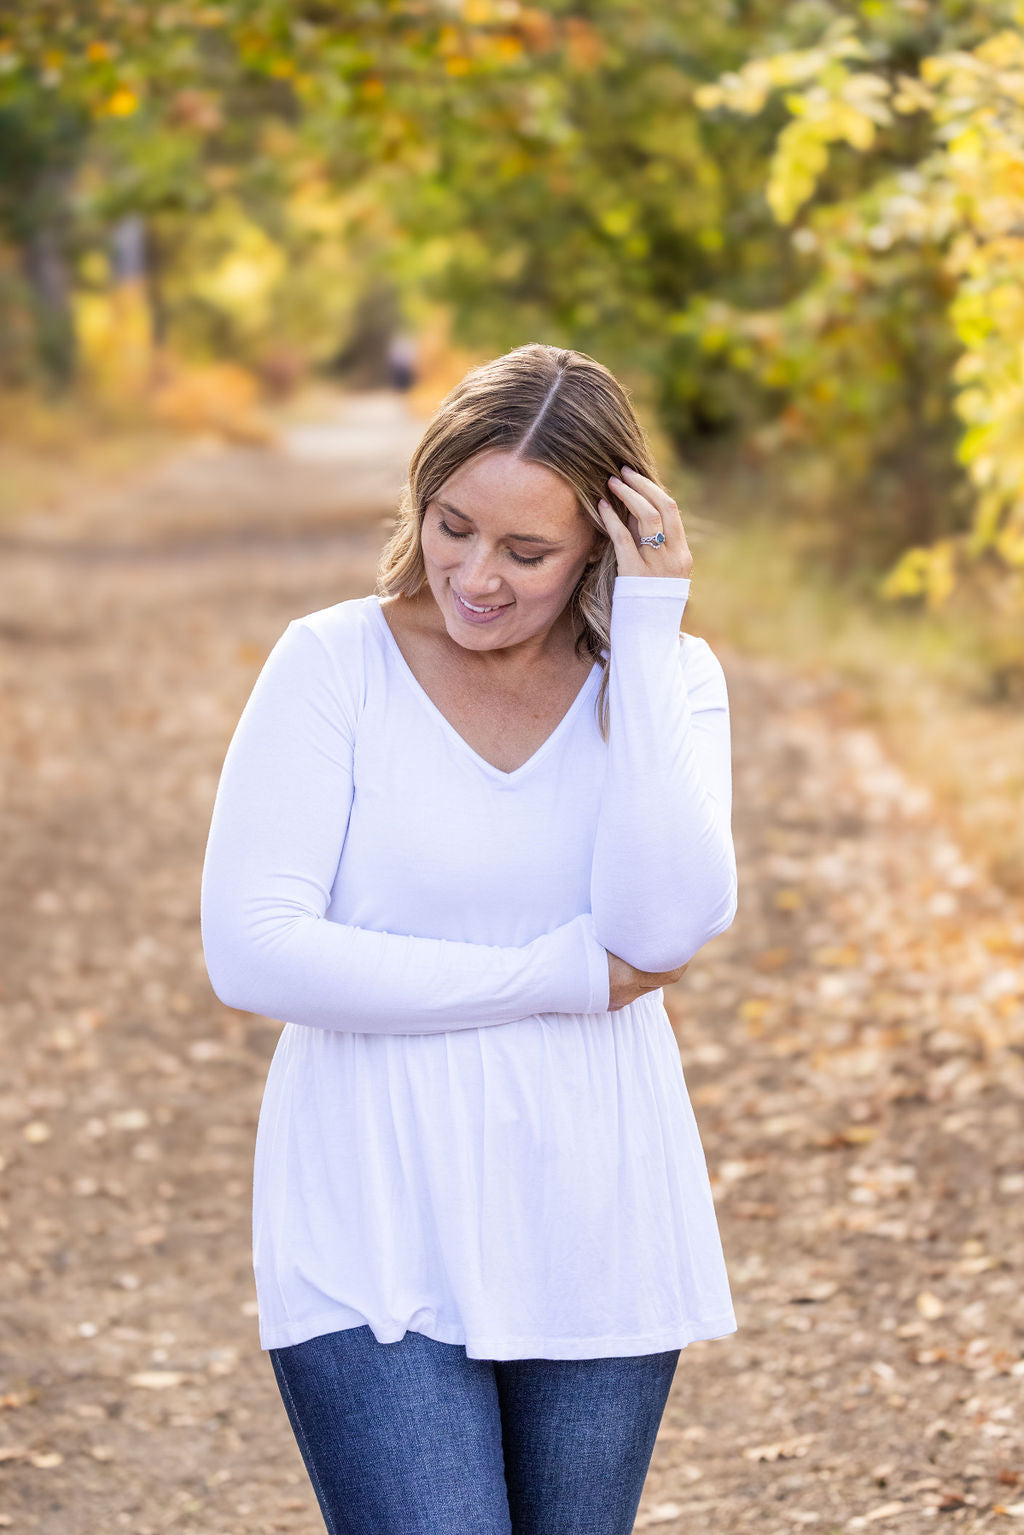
left=421, top=450, right=602, bottom=653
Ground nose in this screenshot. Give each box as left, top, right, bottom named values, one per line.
left=456, top=542, right=503, bottom=596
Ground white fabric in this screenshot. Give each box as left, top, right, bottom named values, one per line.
left=200, top=574, right=739, bottom=1359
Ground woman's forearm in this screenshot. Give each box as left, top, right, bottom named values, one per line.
left=590, top=577, right=738, bottom=972
left=201, top=900, right=609, bottom=1034
left=200, top=618, right=611, bottom=1033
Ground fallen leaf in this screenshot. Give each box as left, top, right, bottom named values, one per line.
left=864, top=1502, right=906, bottom=1522
left=22, top=1121, right=51, bottom=1144
left=634, top=1505, right=683, bottom=1527
left=28, top=1451, right=63, bottom=1468
left=743, top=1434, right=815, bottom=1462
left=957, top=1254, right=1001, bottom=1275
left=916, top=1291, right=945, bottom=1320
left=133, top=1224, right=167, bottom=1247
left=108, top=1108, right=150, bottom=1131
left=128, top=1371, right=186, bottom=1390
left=755, top=947, right=792, bottom=971
left=791, top=1281, right=838, bottom=1303
left=813, top=944, right=861, bottom=966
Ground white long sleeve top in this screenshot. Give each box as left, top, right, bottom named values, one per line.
left=200, top=574, right=739, bottom=1359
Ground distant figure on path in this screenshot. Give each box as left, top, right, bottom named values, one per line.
left=387, top=330, right=418, bottom=391
left=200, top=343, right=740, bottom=1534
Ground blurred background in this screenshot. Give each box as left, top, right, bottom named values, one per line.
left=2, top=4, right=1023, bottom=1533
left=3, top=0, right=1024, bottom=884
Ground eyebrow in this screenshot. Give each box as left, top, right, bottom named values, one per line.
left=437, top=500, right=561, bottom=546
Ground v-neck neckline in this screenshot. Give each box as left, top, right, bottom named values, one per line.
left=371, top=595, right=601, bottom=784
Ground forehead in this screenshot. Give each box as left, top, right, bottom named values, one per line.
left=439, top=451, right=581, bottom=528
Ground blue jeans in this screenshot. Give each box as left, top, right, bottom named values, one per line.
left=269, top=1325, right=680, bottom=1534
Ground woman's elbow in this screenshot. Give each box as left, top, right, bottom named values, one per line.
left=204, top=950, right=262, bottom=1015
left=201, top=913, right=269, bottom=1016
left=201, top=902, right=327, bottom=1022
left=624, top=883, right=738, bottom=973
left=701, top=875, right=739, bottom=949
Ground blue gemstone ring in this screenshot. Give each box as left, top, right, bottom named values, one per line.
left=639, top=530, right=665, bottom=548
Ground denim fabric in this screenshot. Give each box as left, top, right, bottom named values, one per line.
left=269, top=1325, right=680, bottom=1534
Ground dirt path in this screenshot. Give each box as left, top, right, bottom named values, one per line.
left=1, top=392, right=1022, bottom=1535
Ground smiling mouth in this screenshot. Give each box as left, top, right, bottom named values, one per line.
left=453, top=591, right=510, bottom=614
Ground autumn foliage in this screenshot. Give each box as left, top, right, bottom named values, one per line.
left=1, top=1, right=1023, bottom=607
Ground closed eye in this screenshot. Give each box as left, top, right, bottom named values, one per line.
left=437, top=517, right=546, bottom=567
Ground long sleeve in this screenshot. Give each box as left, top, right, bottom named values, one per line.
left=200, top=617, right=610, bottom=1033
left=590, top=575, right=738, bottom=972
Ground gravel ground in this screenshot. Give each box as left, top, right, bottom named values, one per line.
left=1, top=393, right=1022, bottom=1534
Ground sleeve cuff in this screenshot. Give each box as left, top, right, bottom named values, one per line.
left=612, top=575, right=691, bottom=599
left=610, top=575, right=690, bottom=644
left=579, top=912, right=611, bottom=1013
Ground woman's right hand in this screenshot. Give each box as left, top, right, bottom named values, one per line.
left=606, top=950, right=690, bottom=1011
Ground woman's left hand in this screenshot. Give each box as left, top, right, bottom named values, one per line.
left=597, top=465, right=694, bottom=579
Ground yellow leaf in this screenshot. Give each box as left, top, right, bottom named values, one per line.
left=492, top=34, right=523, bottom=63
left=975, top=29, right=1024, bottom=69
left=104, top=86, right=138, bottom=117
left=694, top=84, right=722, bottom=110
left=841, top=108, right=876, bottom=151
left=916, top=1291, right=945, bottom=1320
left=841, top=1125, right=878, bottom=1145
left=755, top=946, right=792, bottom=971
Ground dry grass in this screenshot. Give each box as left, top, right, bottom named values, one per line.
left=686, top=464, right=1024, bottom=897
left=0, top=392, right=179, bottom=529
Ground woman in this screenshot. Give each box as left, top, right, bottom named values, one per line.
left=200, top=343, right=739, bottom=1535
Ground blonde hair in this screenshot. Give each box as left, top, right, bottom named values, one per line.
left=375, top=342, right=666, bottom=738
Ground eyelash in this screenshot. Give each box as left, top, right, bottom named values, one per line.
left=437, top=517, right=546, bottom=566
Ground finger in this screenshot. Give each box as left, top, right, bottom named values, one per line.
left=621, top=468, right=695, bottom=575
left=618, top=465, right=676, bottom=521
left=607, top=474, right=663, bottom=551
left=618, top=466, right=684, bottom=551
left=596, top=498, right=645, bottom=574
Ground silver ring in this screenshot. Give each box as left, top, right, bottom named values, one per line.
left=638, top=531, right=665, bottom=548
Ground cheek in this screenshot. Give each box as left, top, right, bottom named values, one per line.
left=529, top=562, right=584, bottom=608
left=421, top=529, right=453, bottom=569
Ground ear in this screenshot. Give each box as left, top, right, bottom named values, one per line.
left=585, top=523, right=606, bottom=565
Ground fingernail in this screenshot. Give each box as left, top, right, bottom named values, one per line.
left=608, top=475, right=621, bottom=487
left=620, top=465, right=632, bottom=476
left=598, top=498, right=610, bottom=510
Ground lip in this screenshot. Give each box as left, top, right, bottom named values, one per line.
left=451, top=588, right=512, bottom=625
